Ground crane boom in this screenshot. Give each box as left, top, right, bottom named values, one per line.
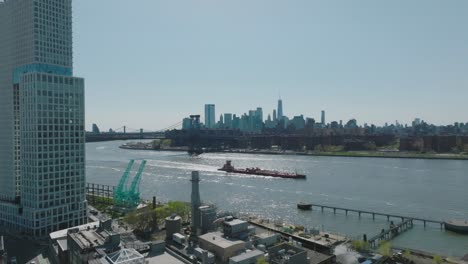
left=128, top=160, right=147, bottom=206
left=114, top=160, right=135, bottom=206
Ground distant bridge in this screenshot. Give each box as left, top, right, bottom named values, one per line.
left=86, top=122, right=181, bottom=142
left=86, top=131, right=166, bottom=142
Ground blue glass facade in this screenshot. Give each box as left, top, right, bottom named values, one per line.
left=13, top=63, right=72, bottom=84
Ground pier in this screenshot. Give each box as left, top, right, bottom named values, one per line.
left=86, top=183, right=115, bottom=206
left=310, top=203, right=445, bottom=229
left=368, top=219, right=414, bottom=248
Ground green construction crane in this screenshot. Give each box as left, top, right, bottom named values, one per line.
left=127, top=160, right=147, bottom=207
left=114, top=160, right=135, bottom=206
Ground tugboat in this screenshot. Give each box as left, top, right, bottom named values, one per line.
left=444, top=220, right=468, bottom=234
left=218, top=160, right=306, bottom=179
left=297, top=202, right=312, bottom=210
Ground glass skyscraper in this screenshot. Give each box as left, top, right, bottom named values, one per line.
left=0, top=0, right=86, bottom=237
left=204, top=104, right=215, bottom=129
left=277, top=99, right=283, bottom=119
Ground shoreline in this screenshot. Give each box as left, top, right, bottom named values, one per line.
left=119, top=145, right=468, bottom=161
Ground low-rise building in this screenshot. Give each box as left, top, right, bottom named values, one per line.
left=199, top=206, right=217, bottom=234
left=194, top=247, right=215, bottom=264
left=253, top=233, right=279, bottom=247
left=199, top=232, right=245, bottom=263
left=49, top=221, right=101, bottom=264
left=229, top=249, right=264, bottom=264
left=68, top=227, right=120, bottom=264
left=268, top=243, right=307, bottom=264
left=223, top=219, right=249, bottom=239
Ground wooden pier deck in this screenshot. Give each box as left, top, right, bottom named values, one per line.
left=310, top=203, right=445, bottom=229
left=368, top=219, right=414, bottom=248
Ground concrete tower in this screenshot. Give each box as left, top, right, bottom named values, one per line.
left=191, top=171, right=201, bottom=236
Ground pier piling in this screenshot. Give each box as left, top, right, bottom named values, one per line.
left=308, top=203, right=443, bottom=228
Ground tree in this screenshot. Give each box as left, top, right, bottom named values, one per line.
left=351, top=240, right=370, bottom=253
left=433, top=255, right=443, bottom=264
left=403, top=249, right=411, bottom=259
left=363, top=141, right=377, bottom=151
left=314, top=144, right=324, bottom=152
left=124, top=207, right=158, bottom=232
left=377, top=241, right=392, bottom=257
left=153, top=201, right=191, bottom=225
left=151, top=140, right=161, bottom=150
left=167, top=201, right=190, bottom=221
left=256, top=257, right=268, bottom=264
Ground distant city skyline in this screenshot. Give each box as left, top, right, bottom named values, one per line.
left=73, top=0, right=468, bottom=131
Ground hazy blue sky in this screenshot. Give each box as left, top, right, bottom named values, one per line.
left=73, top=0, right=468, bottom=131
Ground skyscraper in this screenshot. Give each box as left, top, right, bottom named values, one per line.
left=273, top=109, right=277, bottom=122
left=277, top=99, right=283, bottom=119
left=224, top=113, right=233, bottom=129
left=0, top=0, right=86, bottom=237
left=321, top=110, right=326, bottom=125
left=256, top=107, right=263, bottom=122
left=204, top=104, right=215, bottom=128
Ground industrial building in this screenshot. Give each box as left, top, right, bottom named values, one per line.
left=190, top=171, right=217, bottom=237
left=223, top=219, right=251, bottom=240
left=229, top=249, right=264, bottom=264
left=165, top=215, right=182, bottom=240
left=67, top=227, right=120, bottom=263
left=49, top=221, right=102, bottom=264
left=194, top=247, right=215, bottom=264
left=198, top=232, right=246, bottom=263
left=103, top=248, right=144, bottom=264
left=199, top=205, right=217, bottom=234
left=253, top=233, right=280, bottom=247
left=268, top=243, right=308, bottom=264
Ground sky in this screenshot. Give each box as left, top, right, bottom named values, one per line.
left=72, top=0, right=468, bottom=132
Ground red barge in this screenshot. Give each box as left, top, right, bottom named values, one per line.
left=218, top=160, right=306, bottom=179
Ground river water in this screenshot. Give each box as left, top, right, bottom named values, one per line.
left=86, top=140, right=468, bottom=257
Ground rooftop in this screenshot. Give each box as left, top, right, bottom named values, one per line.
left=69, top=229, right=114, bottom=250
left=50, top=221, right=100, bottom=240
left=229, top=249, right=264, bottom=262
left=255, top=232, right=277, bottom=239
left=224, top=219, right=247, bottom=226
left=199, top=232, right=245, bottom=249
left=106, top=248, right=144, bottom=264
left=144, top=252, right=185, bottom=264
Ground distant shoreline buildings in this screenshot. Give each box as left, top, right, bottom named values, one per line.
left=181, top=99, right=468, bottom=137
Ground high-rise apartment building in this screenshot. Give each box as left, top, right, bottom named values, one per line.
left=224, top=113, right=233, bottom=129
left=321, top=110, right=326, bottom=125
left=204, top=104, right=215, bottom=128
left=277, top=99, right=283, bottom=119
left=0, top=0, right=87, bottom=237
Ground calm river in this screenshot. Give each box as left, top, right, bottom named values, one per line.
left=86, top=140, right=468, bottom=257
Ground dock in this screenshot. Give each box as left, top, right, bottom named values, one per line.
left=310, top=203, right=445, bottom=229
left=368, top=219, right=414, bottom=248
